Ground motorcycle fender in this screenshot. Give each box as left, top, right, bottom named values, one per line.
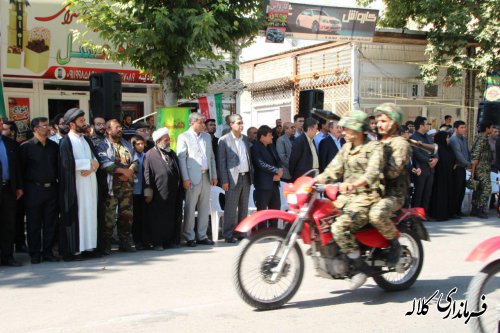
left=466, top=236, right=500, bottom=262
left=402, top=217, right=430, bottom=242
left=234, top=210, right=297, bottom=233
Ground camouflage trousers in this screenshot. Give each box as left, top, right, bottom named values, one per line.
left=472, top=171, right=492, bottom=210
left=331, top=193, right=380, bottom=254
left=104, top=184, right=134, bottom=243
left=368, top=196, right=402, bottom=240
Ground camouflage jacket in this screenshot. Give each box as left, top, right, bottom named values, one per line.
left=382, top=135, right=412, bottom=197
left=317, top=138, right=385, bottom=195
left=471, top=134, right=492, bottom=174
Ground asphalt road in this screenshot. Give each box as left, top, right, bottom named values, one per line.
left=1, top=216, right=498, bottom=333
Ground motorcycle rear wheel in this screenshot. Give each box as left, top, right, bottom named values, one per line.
left=466, top=259, right=500, bottom=333
left=373, top=228, right=423, bottom=291
left=234, top=229, right=304, bottom=310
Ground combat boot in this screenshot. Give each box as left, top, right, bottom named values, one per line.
left=476, top=207, right=488, bottom=219
left=350, top=257, right=376, bottom=290
left=386, top=237, right=402, bottom=266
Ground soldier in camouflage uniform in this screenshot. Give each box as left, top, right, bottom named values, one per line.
left=369, top=103, right=411, bottom=265
left=317, top=110, right=385, bottom=289
left=470, top=120, right=493, bottom=218
left=97, top=119, right=139, bottom=254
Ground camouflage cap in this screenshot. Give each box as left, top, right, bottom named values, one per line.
left=374, top=103, right=403, bottom=126
left=338, top=109, right=369, bottom=132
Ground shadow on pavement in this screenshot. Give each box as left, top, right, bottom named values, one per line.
left=284, top=275, right=473, bottom=310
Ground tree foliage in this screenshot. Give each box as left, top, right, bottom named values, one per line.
left=68, top=0, right=262, bottom=101
left=359, top=0, right=500, bottom=85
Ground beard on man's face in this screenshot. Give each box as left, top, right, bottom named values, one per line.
left=75, top=124, right=88, bottom=134
left=59, top=125, right=70, bottom=135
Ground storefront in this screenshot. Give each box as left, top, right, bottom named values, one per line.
left=1, top=0, right=160, bottom=137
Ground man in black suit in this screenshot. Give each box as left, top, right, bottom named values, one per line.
left=0, top=115, right=23, bottom=266
left=289, top=117, right=319, bottom=181
left=251, top=125, right=283, bottom=214
left=319, top=120, right=345, bottom=172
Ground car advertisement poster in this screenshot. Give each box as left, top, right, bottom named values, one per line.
left=266, top=1, right=288, bottom=43
left=265, top=1, right=379, bottom=42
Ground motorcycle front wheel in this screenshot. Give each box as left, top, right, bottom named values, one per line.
left=373, top=228, right=423, bottom=291
left=466, top=259, right=500, bottom=333
left=234, top=229, right=304, bottom=310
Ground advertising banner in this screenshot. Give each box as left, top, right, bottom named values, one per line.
left=1, top=0, right=153, bottom=83
left=264, top=2, right=379, bottom=42
left=156, top=107, right=190, bottom=151
left=7, top=96, right=30, bottom=141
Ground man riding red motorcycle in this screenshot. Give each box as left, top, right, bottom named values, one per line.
left=316, top=109, right=386, bottom=289
left=233, top=109, right=430, bottom=310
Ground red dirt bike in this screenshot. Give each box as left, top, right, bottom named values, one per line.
left=465, top=236, right=500, bottom=333
left=233, top=173, right=430, bottom=310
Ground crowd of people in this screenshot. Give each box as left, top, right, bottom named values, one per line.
left=0, top=104, right=495, bottom=269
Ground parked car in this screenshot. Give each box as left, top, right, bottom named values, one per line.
left=266, top=28, right=285, bottom=43
left=295, top=9, right=342, bottom=33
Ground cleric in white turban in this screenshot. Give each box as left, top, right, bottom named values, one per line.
left=142, top=126, right=184, bottom=249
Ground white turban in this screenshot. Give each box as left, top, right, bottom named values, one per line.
left=152, top=127, right=169, bottom=142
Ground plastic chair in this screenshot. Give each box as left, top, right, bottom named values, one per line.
left=488, top=172, right=499, bottom=208
left=248, top=185, right=257, bottom=214
left=279, top=181, right=289, bottom=211
left=209, top=186, right=225, bottom=241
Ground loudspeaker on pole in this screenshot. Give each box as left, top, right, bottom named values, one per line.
left=299, top=89, right=324, bottom=118
left=89, top=72, right=122, bottom=121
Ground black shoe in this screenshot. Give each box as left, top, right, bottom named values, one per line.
left=16, top=244, right=28, bottom=253
left=457, top=212, right=467, bottom=217
left=1, top=258, right=22, bottom=267
left=225, top=237, right=237, bottom=244
left=186, top=240, right=196, bottom=247
left=386, top=238, right=402, bottom=266
left=197, top=238, right=215, bottom=245
left=450, top=214, right=462, bottom=219
left=153, top=245, right=164, bottom=251
left=31, top=256, right=41, bottom=264
left=42, top=254, right=60, bottom=262
left=135, top=243, right=145, bottom=251
left=119, top=243, right=137, bottom=252
left=63, top=254, right=84, bottom=262
left=81, top=251, right=101, bottom=259
left=101, top=241, right=112, bottom=255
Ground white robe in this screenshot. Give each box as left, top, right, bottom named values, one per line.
left=68, top=131, right=98, bottom=252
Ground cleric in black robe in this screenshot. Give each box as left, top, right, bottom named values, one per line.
left=143, top=128, right=184, bottom=250
left=428, top=131, right=456, bottom=221
left=58, top=109, right=99, bottom=260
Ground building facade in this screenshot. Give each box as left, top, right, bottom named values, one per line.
left=240, top=30, right=475, bottom=129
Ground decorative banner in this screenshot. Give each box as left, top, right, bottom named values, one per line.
left=261, top=3, right=379, bottom=42
left=155, top=107, right=190, bottom=152
left=7, top=96, right=30, bottom=141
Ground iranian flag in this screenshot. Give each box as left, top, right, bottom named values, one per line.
left=198, top=93, right=223, bottom=126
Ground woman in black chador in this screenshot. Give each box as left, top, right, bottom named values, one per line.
left=428, top=131, right=456, bottom=221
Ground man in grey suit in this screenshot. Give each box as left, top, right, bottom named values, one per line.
left=177, top=113, right=218, bottom=247
left=276, top=122, right=295, bottom=182
left=449, top=120, right=471, bottom=217
left=217, top=114, right=253, bottom=243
